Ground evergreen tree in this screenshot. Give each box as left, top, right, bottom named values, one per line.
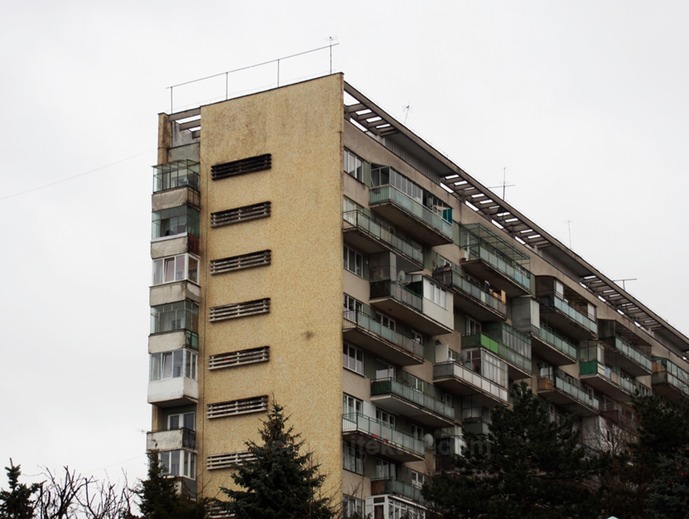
left=220, top=402, right=334, bottom=519
left=131, top=452, right=206, bottom=519
left=0, top=460, right=40, bottom=519
left=423, top=383, right=599, bottom=519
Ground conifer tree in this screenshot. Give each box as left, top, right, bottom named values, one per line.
left=220, top=402, right=334, bottom=519
left=423, top=383, right=599, bottom=518
left=0, top=460, right=40, bottom=519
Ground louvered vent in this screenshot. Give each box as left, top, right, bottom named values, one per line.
left=208, top=395, right=269, bottom=420
left=207, top=451, right=257, bottom=470
left=209, top=346, right=270, bottom=370
left=211, top=154, right=272, bottom=180
left=211, top=202, right=271, bottom=227
left=210, top=250, right=271, bottom=275
left=209, top=298, right=270, bottom=322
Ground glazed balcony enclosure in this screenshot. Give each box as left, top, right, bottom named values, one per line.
left=369, top=275, right=453, bottom=336
left=371, top=374, right=455, bottom=427
left=342, top=209, right=424, bottom=268
left=371, top=478, right=425, bottom=505
left=537, top=368, right=599, bottom=416
left=465, top=323, right=532, bottom=379
left=147, top=348, right=199, bottom=407
left=343, top=308, right=424, bottom=366
left=433, top=347, right=509, bottom=406
left=370, top=166, right=453, bottom=246
left=537, top=277, right=597, bottom=340
left=652, top=357, right=689, bottom=400
left=458, top=224, right=533, bottom=297
left=342, top=413, right=424, bottom=462
left=432, top=263, right=507, bottom=321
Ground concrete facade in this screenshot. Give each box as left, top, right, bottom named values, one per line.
left=148, top=73, right=689, bottom=518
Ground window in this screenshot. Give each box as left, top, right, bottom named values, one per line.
left=343, top=294, right=363, bottom=318
left=343, top=495, right=365, bottom=518
left=152, top=205, right=200, bottom=239
left=152, top=254, right=199, bottom=285
left=343, top=443, right=363, bottom=474
left=167, top=410, right=195, bottom=431
left=465, top=316, right=481, bottom=336
left=209, top=298, right=270, bottom=322
left=150, top=300, right=199, bottom=334
left=343, top=394, right=362, bottom=416
left=344, top=150, right=364, bottom=182
left=210, top=250, right=271, bottom=275
left=211, top=153, right=271, bottom=180
left=424, top=278, right=447, bottom=308
left=153, top=160, right=200, bottom=192
left=159, top=450, right=196, bottom=479
left=149, top=349, right=198, bottom=381
left=343, top=245, right=365, bottom=277
left=211, top=202, right=271, bottom=227
left=376, top=409, right=396, bottom=428
left=375, top=458, right=396, bottom=479
left=375, top=363, right=395, bottom=381
left=343, top=344, right=364, bottom=375
left=411, top=470, right=426, bottom=489
left=411, top=424, right=424, bottom=441
left=377, top=312, right=396, bottom=331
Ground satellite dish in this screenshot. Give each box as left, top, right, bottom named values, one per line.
left=423, top=433, right=434, bottom=449
left=397, top=270, right=406, bottom=283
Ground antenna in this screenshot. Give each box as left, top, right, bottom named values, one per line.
left=403, top=102, right=411, bottom=125
left=567, top=220, right=572, bottom=248
left=488, top=167, right=515, bottom=200
left=613, top=278, right=637, bottom=290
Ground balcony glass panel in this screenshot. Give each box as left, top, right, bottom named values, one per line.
left=371, top=378, right=454, bottom=419
left=370, top=280, right=423, bottom=312
left=153, top=160, right=200, bottom=192
left=464, top=329, right=531, bottom=376
left=370, top=479, right=424, bottom=503
left=433, top=266, right=506, bottom=316
left=152, top=205, right=200, bottom=239
left=537, top=324, right=578, bottom=359
left=343, top=309, right=424, bottom=358
left=341, top=413, right=424, bottom=457
left=613, top=337, right=652, bottom=372
left=546, top=369, right=599, bottom=410
left=541, top=295, right=597, bottom=334
left=369, top=184, right=452, bottom=239
left=653, top=357, right=689, bottom=397
left=150, top=300, right=199, bottom=335
left=342, top=209, right=423, bottom=264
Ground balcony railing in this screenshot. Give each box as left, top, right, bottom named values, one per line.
left=342, top=210, right=424, bottom=265
left=433, top=360, right=509, bottom=404
left=433, top=267, right=507, bottom=317
left=536, top=324, right=577, bottom=361
left=369, top=184, right=453, bottom=239
left=540, top=294, right=597, bottom=335
left=579, top=360, right=641, bottom=396
left=371, top=378, right=454, bottom=420
left=370, top=280, right=423, bottom=312
left=463, top=244, right=532, bottom=294
left=343, top=310, right=424, bottom=359
left=652, top=357, right=689, bottom=398
left=371, top=478, right=425, bottom=503
left=538, top=370, right=599, bottom=412
left=342, top=413, right=424, bottom=458
left=612, top=337, right=652, bottom=373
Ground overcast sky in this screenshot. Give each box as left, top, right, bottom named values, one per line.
left=1, top=0, right=688, bottom=487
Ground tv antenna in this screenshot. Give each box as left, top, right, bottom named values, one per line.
left=488, top=167, right=515, bottom=200
left=403, top=102, right=412, bottom=125
left=613, top=278, right=637, bottom=290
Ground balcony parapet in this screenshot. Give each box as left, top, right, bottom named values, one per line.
left=147, top=428, right=196, bottom=451
left=433, top=357, right=509, bottom=405
left=463, top=330, right=531, bottom=379
left=537, top=370, right=599, bottom=415
left=539, top=294, right=597, bottom=339
left=652, top=357, right=689, bottom=400
left=579, top=360, right=648, bottom=401
left=342, top=413, right=424, bottom=462
left=371, top=378, right=455, bottom=426
left=370, top=478, right=425, bottom=504
left=432, top=266, right=507, bottom=320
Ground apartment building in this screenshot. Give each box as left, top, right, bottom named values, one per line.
left=146, top=73, right=689, bottom=518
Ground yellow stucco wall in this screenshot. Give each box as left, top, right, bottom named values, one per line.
left=196, top=75, right=345, bottom=499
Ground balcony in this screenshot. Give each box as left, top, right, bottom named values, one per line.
left=537, top=370, right=599, bottom=416
left=474, top=324, right=532, bottom=379
left=459, top=224, right=533, bottom=296
left=579, top=361, right=646, bottom=402
left=433, top=351, right=509, bottom=406
left=343, top=310, right=424, bottom=366
left=370, top=378, right=455, bottom=427
left=153, top=159, right=200, bottom=193
left=149, top=329, right=199, bottom=354
left=600, top=399, right=636, bottom=433
left=605, top=337, right=652, bottom=377
left=529, top=324, right=578, bottom=366
left=432, top=266, right=507, bottom=321
left=370, top=280, right=453, bottom=335
left=369, top=184, right=453, bottom=246
left=342, top=210, right=424, bottom=268
left=151, top=233, right=200, bottom=259
left=147, top=428, right=196, bottom=451
left=539, top=294, right=598, bottom=340
left=371, top=479, right=425, bottom=504
left=342, top=413, right=424, bottom=462
left=652, top=357, right=689, bottom=401
left=147, top=376, right=198, bottom=407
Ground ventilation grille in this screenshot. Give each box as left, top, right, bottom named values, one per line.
left=211, top=202, right=271, bottom=227
left=211, top=154, right=272, bottom=180
left=209, top=298, right=270, bottom=322
left=209, top=346, right=270, bottom=370
left=207, top=451, right=257, bottom=471
left=211, top=250, right=271, bottom=275
left=208, top=395, right=269, bottom=420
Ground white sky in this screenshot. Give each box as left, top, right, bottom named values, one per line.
left=1, top=0, right=688, bottom=487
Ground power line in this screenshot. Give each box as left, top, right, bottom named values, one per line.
left=0, top=149, right=154, bottom=202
